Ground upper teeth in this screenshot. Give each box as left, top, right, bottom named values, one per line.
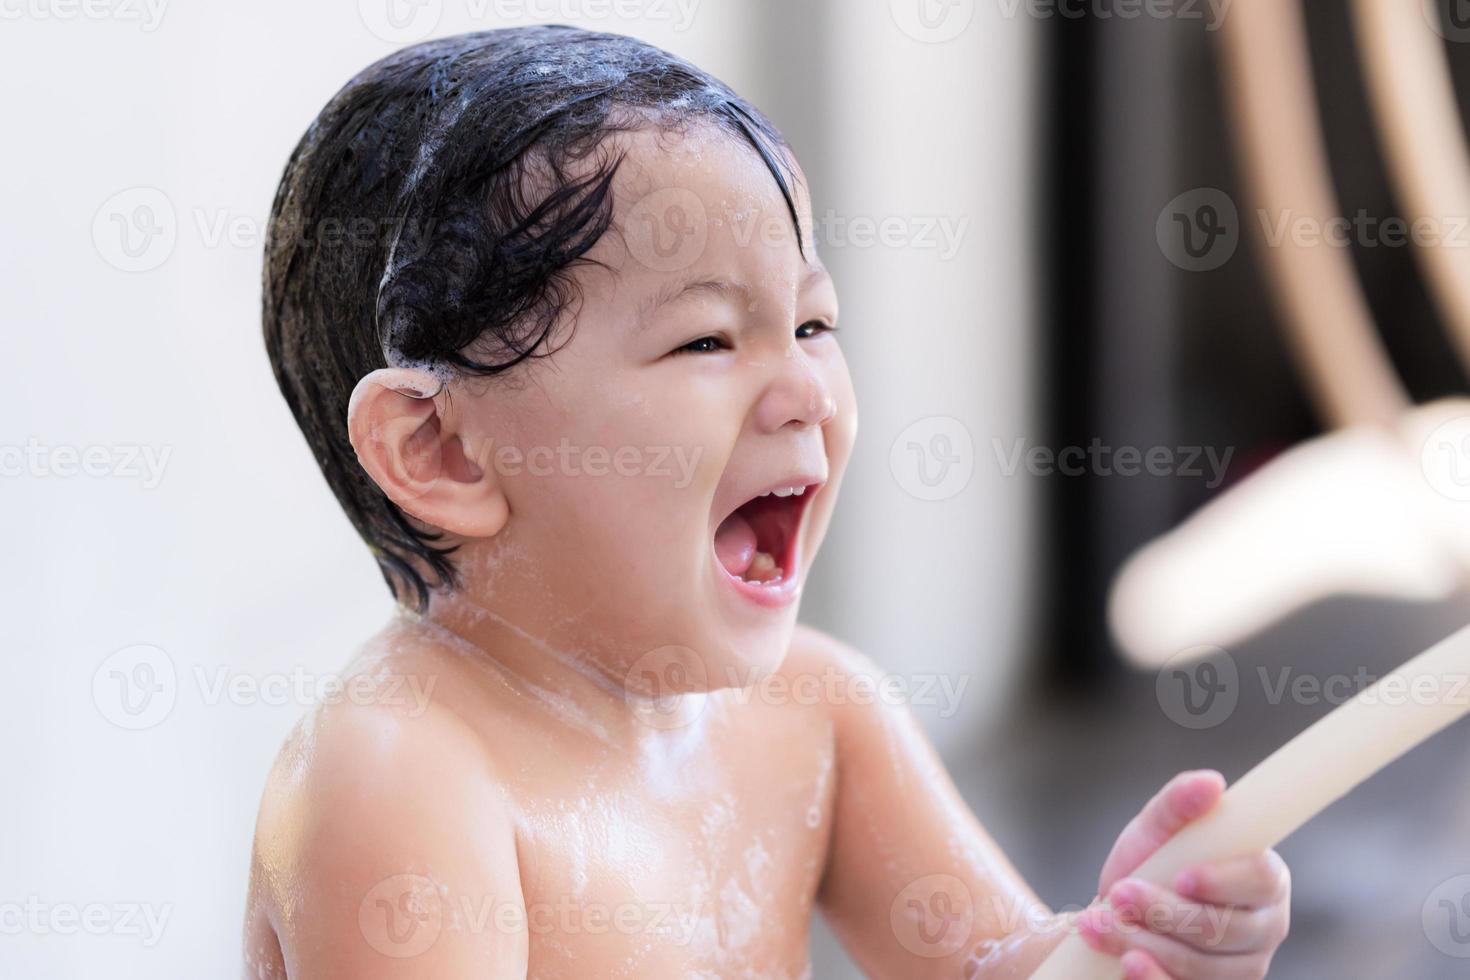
left=760, top=486, right=806, bottom=498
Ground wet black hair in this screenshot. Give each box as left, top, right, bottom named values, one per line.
left=263, top=25, right=806, bottom=611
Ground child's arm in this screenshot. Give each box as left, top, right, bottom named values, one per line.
left=798, top=627, right=1289, bottom=979
left=255, top=700, right=529, bottom=978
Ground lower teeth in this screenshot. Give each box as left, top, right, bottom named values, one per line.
left=743, top=550, right=783, bottom=584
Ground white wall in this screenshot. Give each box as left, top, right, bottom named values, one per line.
left=804, top=0, right=1040, bottom=754
left=0, top=2, right=1034, bottom=975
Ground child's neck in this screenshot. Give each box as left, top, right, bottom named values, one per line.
left=398, top=593, right=714, bottom=748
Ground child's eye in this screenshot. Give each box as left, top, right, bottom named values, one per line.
left=672, top=335, right=730, bottom=356
left=795, top=320, right=837, bottom=340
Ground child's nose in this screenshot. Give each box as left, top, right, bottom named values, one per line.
left=753, top=348, right=838, bottom=433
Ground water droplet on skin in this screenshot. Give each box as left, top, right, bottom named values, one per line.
left=805, top=806, right=821, bottom=828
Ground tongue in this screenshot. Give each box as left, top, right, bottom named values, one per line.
left=714, top=511, right=758, bottom=577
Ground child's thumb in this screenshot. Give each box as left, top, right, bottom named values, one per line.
left=1096, top=769, right=1225, bottom=896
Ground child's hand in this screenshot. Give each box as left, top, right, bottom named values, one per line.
left=1074, top=771, right=1291, bottom=979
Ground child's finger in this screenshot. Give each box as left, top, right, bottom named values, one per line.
left=1119, top=950, right=1170, bottom=980
left=1104, top=877, right=1285, bottom=954
left=1099, top=771, right=1226, bottom=895
left=1080, top=910, right=1272, bottom=979
left=1175, top=850, right=1291, bottom=909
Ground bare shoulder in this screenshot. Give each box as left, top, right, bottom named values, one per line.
left=785, top=622, right=882, bottom=677
left=248, top=665, right=527, bottom=974
left=254, top=687, right=507, bottom=853
left=782, top=623, right=895, bottom=730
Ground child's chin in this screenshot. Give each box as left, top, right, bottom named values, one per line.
left=706, top=620, right=797, bottom=689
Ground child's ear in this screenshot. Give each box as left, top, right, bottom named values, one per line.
left=347, top=368, right=509, bottom=538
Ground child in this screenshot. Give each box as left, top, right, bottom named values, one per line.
left=245, top=26, right=1290, bottom=979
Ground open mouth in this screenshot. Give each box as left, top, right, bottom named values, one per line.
left=712, top=483, right=819, bottom=593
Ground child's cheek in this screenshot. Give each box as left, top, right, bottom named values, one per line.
left=823, top=355, right=860, bottom=466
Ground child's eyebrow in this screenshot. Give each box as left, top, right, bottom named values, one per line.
left=639, top=276, right=746, bottom=324
left=635, top=265, right=832, bottom=330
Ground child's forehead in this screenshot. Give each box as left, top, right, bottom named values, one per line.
left=565, top=122, right=821, bottom=311
left=607, top=123, right=813, bottom=231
